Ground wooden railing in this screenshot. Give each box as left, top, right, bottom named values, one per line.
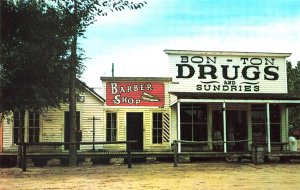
left=17, top=141, right=136, bottom=172
left=173, top=139, right=251, bottom=167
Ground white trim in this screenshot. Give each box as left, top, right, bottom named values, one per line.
left=223, top=102, right=227, bottom=153
left=164, top=49, right=292, bottom=57
left=179, top=99, right=300, bottom=104
left=177, top=102, right=181, bottom=153
left=266, top=103, right=271, bottom=153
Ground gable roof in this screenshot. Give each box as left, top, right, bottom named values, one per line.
left=78, top=80, right=105, bottom=102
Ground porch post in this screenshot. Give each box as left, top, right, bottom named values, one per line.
left=223, top=102, right=227, bottom=153
left=177, top=101, right=181, bottom=153
left=266, top=103, right=271, bottom=153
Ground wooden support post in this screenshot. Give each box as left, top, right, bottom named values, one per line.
left=92, top=116, right=95, bottom=152
left=266, top=103, right=271, bottom=153
left=255, top=144, right=258, bottom=165
left=22, top=144, right=27, bottom=172
left=174, top=140, right=178, bottom=167
left=127, top=142, right=132, bottom=168
left=223, top=102, right=227, bottom=153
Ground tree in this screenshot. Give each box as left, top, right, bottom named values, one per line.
left=0, top=0, right=78, bottom=166
left=287, top=61, right=300, bottom=138
left=1, top=0, right=146, bottom=167
left=51, top=0, right=147, bottom=167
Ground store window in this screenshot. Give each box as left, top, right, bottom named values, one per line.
left=180, top=103, right=207, bottom=141
left=270, top=104, right=281, bottom=142
left=13, top=112, right=24, bottom=144
left=28, top=112, right=40, bottom=143
left=13, top=112, right=40, bottom=144
left=152, top=113, right=163, bottom=144
left=106, top=112, right=117, bottom=141
left=252, top=104, right=281, bottom=142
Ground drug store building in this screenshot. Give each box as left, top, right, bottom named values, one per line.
left=165, top=49, right=300, bottom=153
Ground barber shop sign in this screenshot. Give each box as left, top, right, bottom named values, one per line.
left=106, top=82, right=165, bottom=106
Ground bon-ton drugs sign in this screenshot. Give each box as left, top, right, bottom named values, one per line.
left=168, top=53, right=288, bottom=93
left=106, top=82, right=165, bottom=106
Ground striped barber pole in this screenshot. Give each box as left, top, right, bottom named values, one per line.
left=163, top=113, right=170, bottom=142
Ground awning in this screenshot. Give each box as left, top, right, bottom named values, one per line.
left=170, top=92, right=300, bottom=105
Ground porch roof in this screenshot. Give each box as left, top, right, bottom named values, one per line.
left=171, top=92, right=300, bottom=105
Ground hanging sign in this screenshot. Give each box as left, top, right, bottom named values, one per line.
left=106, top=82, right=165, bottom=106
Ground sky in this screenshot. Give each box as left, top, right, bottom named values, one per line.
left=79, top=0, right=300, bottom=89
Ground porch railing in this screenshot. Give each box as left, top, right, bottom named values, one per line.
left=17, top=140, right=136, bottom=172
left=173, top=139, right=251, bottom=167
left=173, top=140, right=292, bottom=166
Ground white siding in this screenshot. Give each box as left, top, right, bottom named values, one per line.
left=170, top=105, right=177, bottom=143
left=2, top=88, right=105, bottom=152
left=281, top=105, right=288, bottom=143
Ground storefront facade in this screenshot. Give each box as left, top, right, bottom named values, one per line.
left=165, top=49, right=300, bottom=153
left=101, top=77, right=173, bottom=152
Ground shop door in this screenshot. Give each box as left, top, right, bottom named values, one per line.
left=126, top=112, right=143, bottom=151
left=64, top=111, right=80, bottom=150
left=212, top=110, right=247, bottom=152
left=226, top=110, right=247, bottom=152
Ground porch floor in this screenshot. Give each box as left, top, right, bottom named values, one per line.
left=1, top=150, right=300, bottom=165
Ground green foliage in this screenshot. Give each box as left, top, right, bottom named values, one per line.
left=51, top=0, right=147, bottom=37
left=0, top=1, right=78, bottom=113
left=287, top=61, right=300, bottom=137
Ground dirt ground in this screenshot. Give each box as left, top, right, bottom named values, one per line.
left=0, top=162, right=300, bottom=190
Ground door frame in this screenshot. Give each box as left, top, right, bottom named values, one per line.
left=126, top=112, right=144, bottom=151
left=64, top=111, right=80, bottom=150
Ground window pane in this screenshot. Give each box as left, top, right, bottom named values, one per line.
left=157, top=113, right=162, bottom=121
left=152, top=113, right=163, bottom=144
left=270, top=124, right=280, bottom=142
left=193, top=104, right=207, bottom=123
left=181, top=109, right=192, bottom=123
left=270, top=104, right=280, bottom=123
left=181, top=124, right=192, bottom=141
left=181, top=104, right=193, bottom=122
left=111, top=129, right=116, bottom=141
left=107, top=129, right=111, bottom=142
left=106, top=113, right=117, bottom=141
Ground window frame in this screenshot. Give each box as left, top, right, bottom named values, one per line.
left=251, top=104, right=281, bottom=142
left=28, top=112, right=40, bottom=143
left=106, top=112, right=117, bottom=142
left=180, top=103, right=208, bottom=141
left=152, top=112, right=163, bottom=144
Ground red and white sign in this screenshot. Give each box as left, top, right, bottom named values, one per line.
left=106, top=82, right=165, bottom=106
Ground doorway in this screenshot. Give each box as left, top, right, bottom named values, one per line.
left=226, top=110, right=247, bottom=151
left=126, top=112, right=143, bottom=151
left=64, top=111, right=80, bottom=150
left=212, top=110, right=247, bottom=152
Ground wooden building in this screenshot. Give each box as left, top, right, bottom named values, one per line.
left=1, top=83, right=105, bottom=153
left=165, top=49, right=300, bottom=153
left=1, top=50, right=299, bottom=161
left=100, top=77, right=173, bottom=152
